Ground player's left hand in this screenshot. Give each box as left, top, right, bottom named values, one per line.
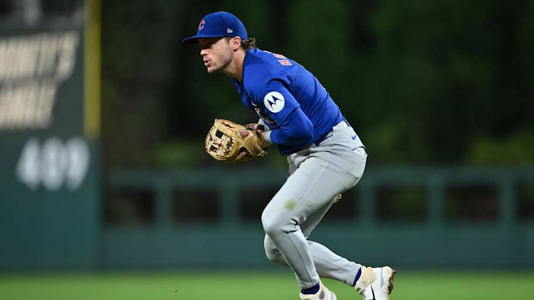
left=205, top=119, right=267, bottom=162
left=245, top=123, right=266, bottom=133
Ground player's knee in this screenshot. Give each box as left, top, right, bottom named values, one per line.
left=261, top=217, right=280, bottom=236
left=261, top=214, right=297, bottom=238
left=261, top=207, right=274, bottom=233
left=261, top=212, right=284, bottom=236
left=261, top=203, right=300, bottom=236
left=263, top=235, right=279, bottom=262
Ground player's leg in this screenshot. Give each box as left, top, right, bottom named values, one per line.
left=263, top=166, right=395, bottom=299
left=305, top=126, right=395, bottom=299
left=265, top=236, right=361, bottom=286
left=261, top=146, right=363, bottom=290
left=261, top=157, right=339, bottom=290
left=261, top=169, right=340, bottom=300
left=264, top=124, right=367, bottom=286
left=264, top=195, right=361, bottom=287
left=265, top=234, right=395, bottom=299
left=263, top=122, right=395, bottom=299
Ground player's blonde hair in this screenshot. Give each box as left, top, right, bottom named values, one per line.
left=241, top=37, right=256, bottom=50
left=225, top=36, right=256, bottom=50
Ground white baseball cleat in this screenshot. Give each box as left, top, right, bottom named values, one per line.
left=355, top=266, right=396, bottom=300
left=299, top=281, right=337, bottom=300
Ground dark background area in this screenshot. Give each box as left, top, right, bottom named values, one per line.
left=101, top=0, right=534, bottom=169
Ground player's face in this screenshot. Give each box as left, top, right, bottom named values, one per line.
left=199, top=37, right=233, bottom=73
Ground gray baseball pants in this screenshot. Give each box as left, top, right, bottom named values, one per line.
left=261, top=121, right=367, bottom=289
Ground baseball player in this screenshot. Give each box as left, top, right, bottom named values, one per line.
left=184, top=11, right=395, bottom=300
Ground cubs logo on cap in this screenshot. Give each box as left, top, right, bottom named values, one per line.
left=183, top=11, right=248, bottom=43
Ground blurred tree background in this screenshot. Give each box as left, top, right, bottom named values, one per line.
left=101, top=0, right=534, bottom=169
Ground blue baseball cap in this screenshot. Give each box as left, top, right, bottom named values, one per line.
left=183, top=11, right=248, bottom=43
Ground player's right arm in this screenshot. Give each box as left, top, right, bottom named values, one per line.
left=255, top=79, right=314, bottom=146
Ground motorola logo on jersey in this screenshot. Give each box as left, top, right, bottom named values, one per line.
left=264, top=91, right=285, bottom=113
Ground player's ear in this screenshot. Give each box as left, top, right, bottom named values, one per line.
left=231, top=37, right=241, bottom=51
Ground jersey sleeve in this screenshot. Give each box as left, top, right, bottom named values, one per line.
left=254, top=79, right=314, bottom=146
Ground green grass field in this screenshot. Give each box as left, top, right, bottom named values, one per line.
left=1, top=269, right=533, bottom=300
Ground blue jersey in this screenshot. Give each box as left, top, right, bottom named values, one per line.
left=233, top=48, right=345, bottom=155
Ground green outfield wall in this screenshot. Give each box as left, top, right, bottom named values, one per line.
left=0, top=1, right=101, bottom=270
left=102, top=167, right=534, bottom=269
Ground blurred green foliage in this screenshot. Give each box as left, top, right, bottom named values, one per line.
left=101, top=0, right=534, bottom=168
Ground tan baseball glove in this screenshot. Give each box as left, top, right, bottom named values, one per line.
left=205, top=119, right=267, bottom=162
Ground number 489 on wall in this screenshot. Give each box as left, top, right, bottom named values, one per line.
left=16, top=137, right=90, bottom=191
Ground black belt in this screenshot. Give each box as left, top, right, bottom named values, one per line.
left=285, top=131, right=332, bottom=156
left=286, top=120, right=347, bottom=155
left=314, top=130, right=333, bottom=146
